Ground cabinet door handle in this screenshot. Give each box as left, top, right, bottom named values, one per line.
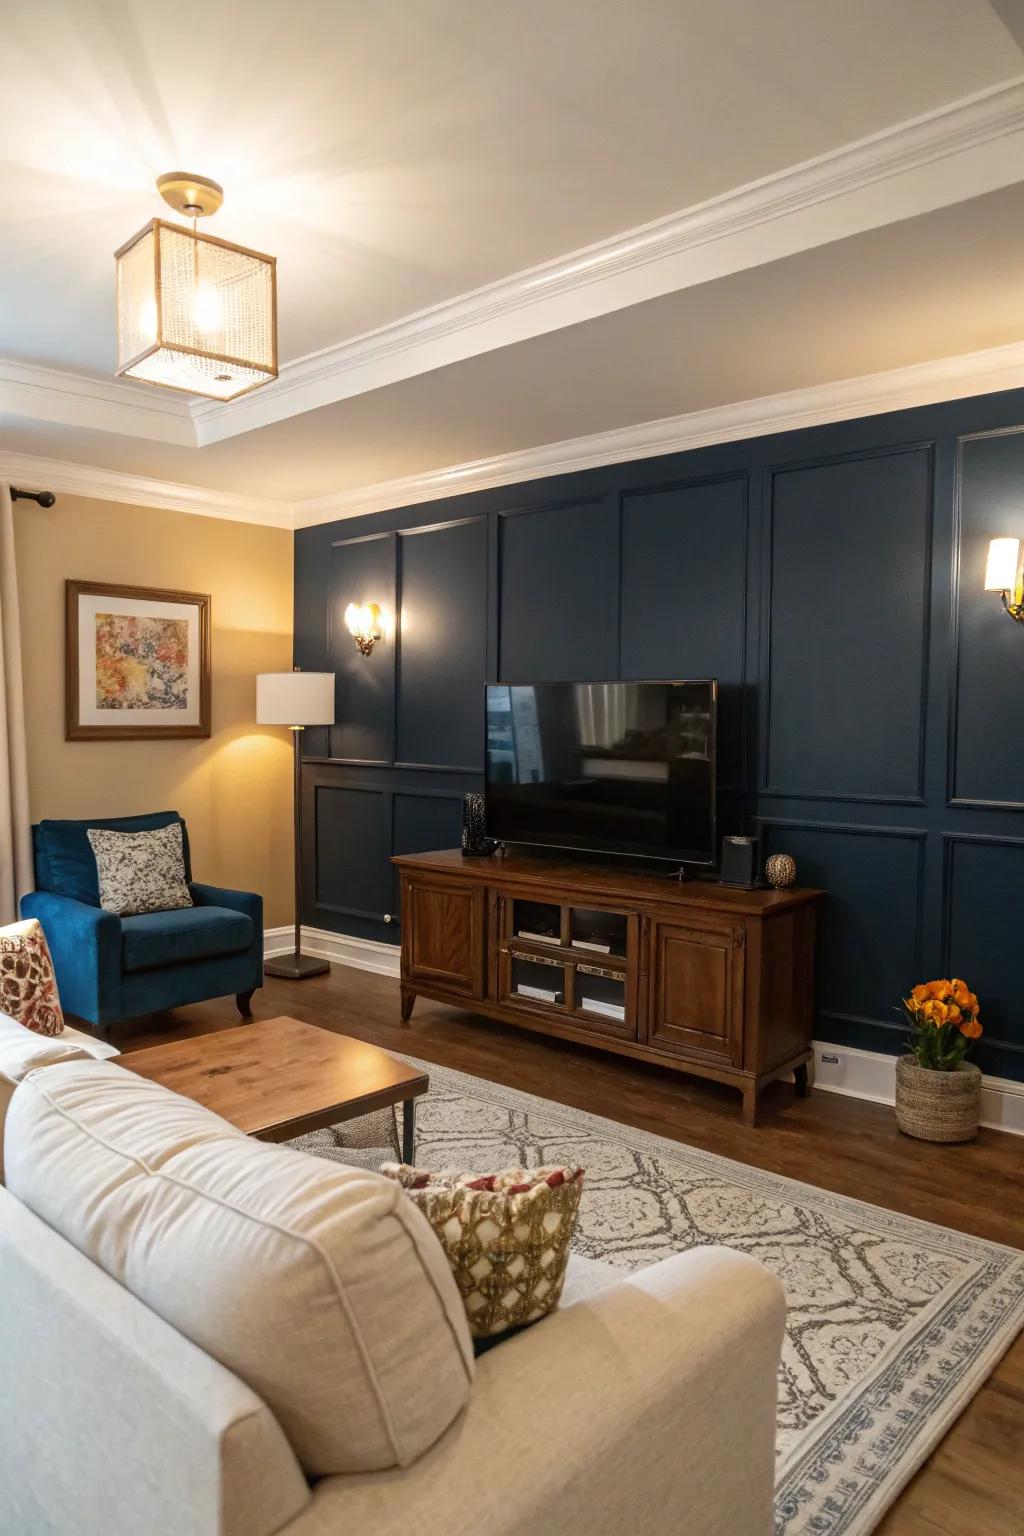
left=733, top=928, right=745, bottom=949
left=640, top=917, right=651, bottom=975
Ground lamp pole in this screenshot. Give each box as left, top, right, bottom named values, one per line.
left=257, top=670, right=334, bottom=980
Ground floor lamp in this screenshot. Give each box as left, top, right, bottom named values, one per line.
left=257, top=670, right=335, bottom=980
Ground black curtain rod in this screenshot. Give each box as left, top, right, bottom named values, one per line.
left=9, top=487, right=56, bottom=507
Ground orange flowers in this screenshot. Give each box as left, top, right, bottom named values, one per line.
left=901, top=977, right=982, bottom=1070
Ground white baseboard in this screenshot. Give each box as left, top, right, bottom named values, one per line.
left=263, top=929, right=1023, bottom=1136
left=264, top=924, right=401, bottom=978
left=812, top=1040, right=1024, bottom=1137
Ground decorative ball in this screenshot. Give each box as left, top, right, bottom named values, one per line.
left=764, top=853, right=797, bottom=889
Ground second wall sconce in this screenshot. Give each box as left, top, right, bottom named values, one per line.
left=984, top=538, right=1024, bottom=624
left=344, top=602, right=383, bottom=655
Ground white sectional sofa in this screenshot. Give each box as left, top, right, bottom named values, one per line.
left=0, top=1041, right=786, bottom=1536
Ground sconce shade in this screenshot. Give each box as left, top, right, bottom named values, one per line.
left=115, top=220, right=277, bottom=401
left=984, top=537, right=1022, bottom=592
left=257, top=672, right=334, bottom=727
left=344, top=602, right=383, bottom=655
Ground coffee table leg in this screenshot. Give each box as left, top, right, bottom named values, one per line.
left=402, top=1098, right=416, bottom=1165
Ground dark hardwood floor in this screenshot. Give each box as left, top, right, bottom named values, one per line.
left=111, top=964, right=1024, bottom=1536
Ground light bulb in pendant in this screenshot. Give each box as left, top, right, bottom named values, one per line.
left=193, top=284, right=221, bottom=333
left=139, top=297, right=158, bottom=342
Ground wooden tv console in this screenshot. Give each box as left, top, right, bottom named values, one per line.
left=392, top=848, right=823, bottom=1126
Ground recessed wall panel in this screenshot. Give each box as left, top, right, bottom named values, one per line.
left=943, top=836, right=1024, bottom=1065
left=621, top=476, right=747, bottom=786
left=765, top=448, right=931, bottom=800
left=759, top=821, right=924, bottom=1036
left=498, top=501, right=608, bottom=682
left=329, top=535, right=394, bottom=763
left=952, top=433, right=1024, bottom=806
left=396, top=519, right=486, bottom=769
left=313, top=784, right=391, bottom=919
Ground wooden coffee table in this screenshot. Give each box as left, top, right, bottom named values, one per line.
left=123, top=1016, right=428, bottom=1163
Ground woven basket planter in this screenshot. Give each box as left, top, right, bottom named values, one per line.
left=894, top=1056, right=982, bottom=1143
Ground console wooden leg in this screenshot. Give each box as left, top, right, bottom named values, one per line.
left=794, top=1062, right=811, bottom=1099
left=742, top=1085, right=759, bottom=1128
left=400, top=989, right=416, bottom=1025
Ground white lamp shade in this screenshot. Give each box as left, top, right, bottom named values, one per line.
left=257, top=672, right=334, bottom=726
left=984, top=537, right=1021, bottom=592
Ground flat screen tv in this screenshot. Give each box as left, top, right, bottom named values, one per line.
left=485, top=680, right=717, bottom=867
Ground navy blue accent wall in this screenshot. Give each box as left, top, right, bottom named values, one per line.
left=294, top=388, right=1024, bottom=1081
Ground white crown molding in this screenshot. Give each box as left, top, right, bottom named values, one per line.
left=194, top=74, right=1024, bottom=446
left=0, top=359, right=195, bottom=446
left=5, top=78, right=1024, bottom=453
left=291, top=340, right=1024, bottom=526
left=7, top=341, right=1024, bottom=530
left=0, top=449, right=291, bottom=528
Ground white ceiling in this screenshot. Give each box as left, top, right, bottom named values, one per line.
left=3, top=0, right=1024, bottom=521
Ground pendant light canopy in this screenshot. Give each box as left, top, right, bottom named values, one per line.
left=115, top=173, right=277, bottom=401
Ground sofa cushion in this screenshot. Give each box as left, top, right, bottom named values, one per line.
left=0, top=1012, right=118, bottom=1183
left=5, top=1059, right=474, bottom=1477
left=121, top=905, right=254, bottom=972
left=34, top=812, right=192, bottom=906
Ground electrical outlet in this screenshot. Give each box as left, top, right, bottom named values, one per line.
left=820, top=1052, right=840, bottom=1065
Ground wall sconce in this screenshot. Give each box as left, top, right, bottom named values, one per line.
left=984, top=538, right=1024, bottom=623
left=344, top=601, right=383, bottom=655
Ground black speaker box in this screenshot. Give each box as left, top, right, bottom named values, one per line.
left=720, top=835, right=759, bottom=888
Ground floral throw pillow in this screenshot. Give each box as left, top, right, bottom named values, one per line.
left=381, top=1163, right=584, bottom=1339
left=0, top=918, right=65, bottom=1036
left=86, top=822, right=193, bottom=917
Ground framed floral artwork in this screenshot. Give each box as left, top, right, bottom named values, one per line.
left=65, top=580, right=211, bottom=740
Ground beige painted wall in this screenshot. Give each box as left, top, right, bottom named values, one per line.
left=13, top=495, right=295, bottom=927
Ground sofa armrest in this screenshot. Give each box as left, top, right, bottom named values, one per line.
left=0, top=1186, right=310, bottom=1536
left=190, top=883, right=263, bottom=929
left=282, top=1247, right=785, bottom=1536
left=20, top=892, right=122, bottom=1027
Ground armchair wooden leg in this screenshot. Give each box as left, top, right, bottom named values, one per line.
left=236, top=990, right=255, bottom=1020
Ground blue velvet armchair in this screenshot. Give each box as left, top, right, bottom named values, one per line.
left=20, top=811, right=263, bottom=1031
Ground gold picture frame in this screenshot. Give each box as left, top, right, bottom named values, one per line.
left=65, top=579, right=211, bottom=741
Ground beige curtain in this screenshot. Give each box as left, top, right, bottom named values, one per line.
left=0, top=484, right=32, bottom=924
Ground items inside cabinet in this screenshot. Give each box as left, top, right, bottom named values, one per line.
left=510, top=952, right=566, bottom=1007
left=570, top=906, right=627, bottom=956
left=511, top=899, right=561, bottom=946
left=575, top=964, right=626, bottom=1022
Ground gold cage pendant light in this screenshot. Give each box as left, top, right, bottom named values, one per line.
left=115, top=173, right=277, bottom=401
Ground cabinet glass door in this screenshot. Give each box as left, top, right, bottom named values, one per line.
left=506, top=950, right=568, bottom=1010
left=575, top=964, right=627, bottom=1024
left=570, top=906, right=627, bottom=957
left=511, top=899, right=562, bottom=947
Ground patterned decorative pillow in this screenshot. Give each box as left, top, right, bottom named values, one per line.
left=86, top=822, right=193, bottom=917
left=381, top=1163, right=584, bottom=1338
left=0, top=919, right=65, bottom=1036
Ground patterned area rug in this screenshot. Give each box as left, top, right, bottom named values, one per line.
left=290, top=1057, right=1024, bottom=1536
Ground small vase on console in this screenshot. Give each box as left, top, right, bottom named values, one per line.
left=461, top=794, right=494, bottom=857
